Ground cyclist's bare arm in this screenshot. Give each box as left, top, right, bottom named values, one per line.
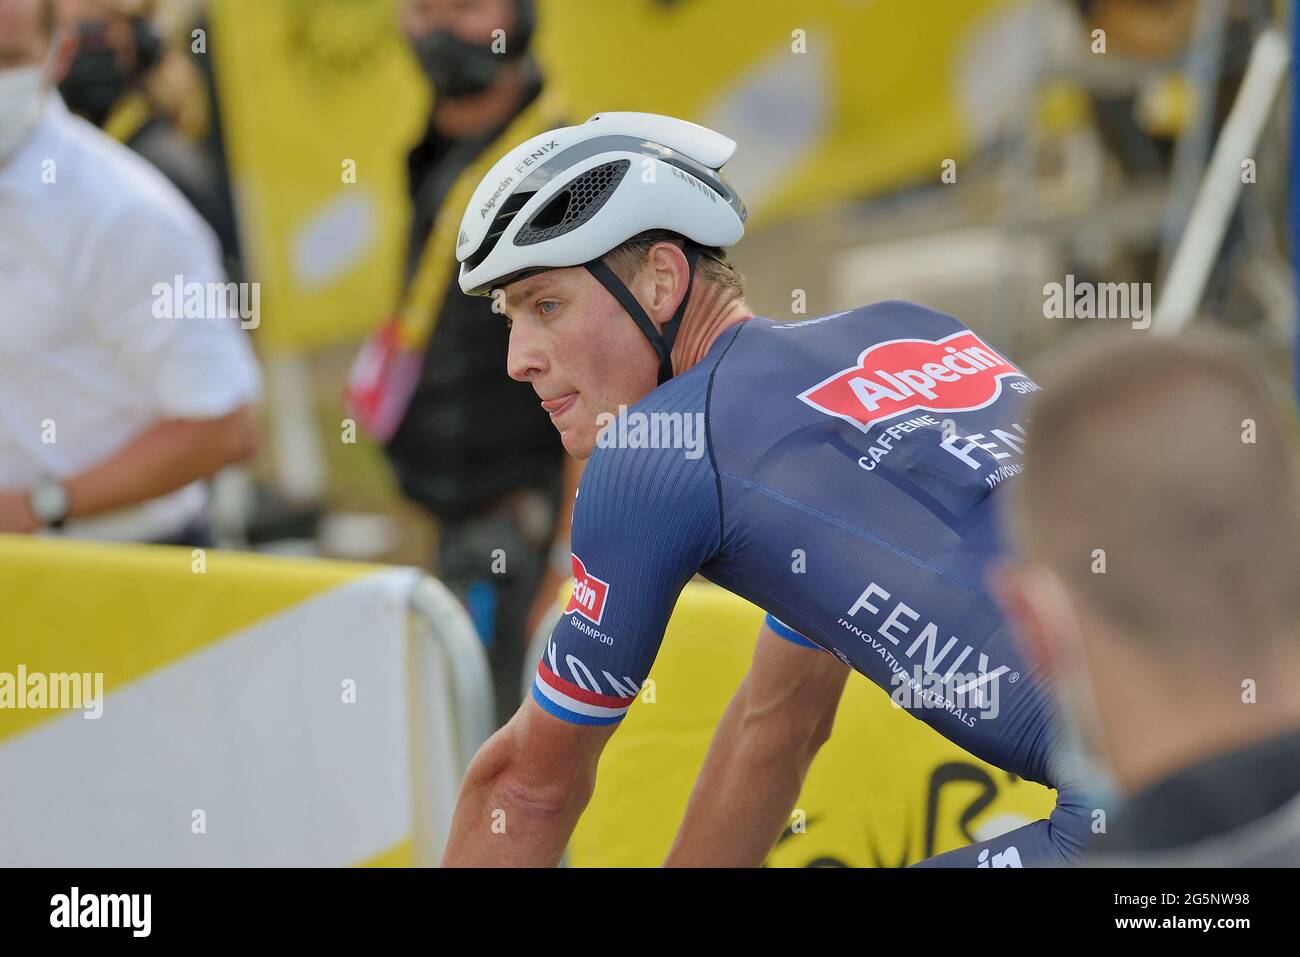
left=441, top=695, right=617, bottom=866
left=665, top=622, right=849, bottom=867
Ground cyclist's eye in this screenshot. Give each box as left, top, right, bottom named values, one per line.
left=538, top=300, right=559, bottom=317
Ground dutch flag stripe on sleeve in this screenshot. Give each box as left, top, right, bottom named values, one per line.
left=532, top=656, right=638, bottom=725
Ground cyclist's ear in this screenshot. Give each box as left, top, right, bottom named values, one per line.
left=641, top=241, right=693, bottom=326
left=991, top=559, right=1075, bottom=682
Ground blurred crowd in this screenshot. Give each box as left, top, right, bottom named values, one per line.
left=0, top=0, right=259, bottom=550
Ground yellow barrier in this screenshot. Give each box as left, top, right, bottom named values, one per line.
left=567, top=582, right=1054, bottom=867
left=0, top=534, right=488, bottom=867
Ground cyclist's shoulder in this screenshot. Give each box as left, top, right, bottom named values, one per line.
left=575, top=326, right=749, bottom=507
left=579, top=375, right=720, bottom=509
left=714, top=302, right=1018, bottom=398
left=745, top=300, right=970, bottom=338
left=709, top=302, right=975, bottom=375
left=574, top=397, right=722, bottom=562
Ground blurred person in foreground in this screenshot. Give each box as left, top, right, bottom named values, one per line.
left=997, top=333, right=1300, bottom=866
left=55, top=0, right=237, bottom=259
left=348, top=0, right=566, bottom=727
left=0, top=0, right=260, bottom=545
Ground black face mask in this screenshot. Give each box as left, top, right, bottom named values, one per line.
left=409, top=30, right=511, bottom=99
left=408, top=0, right=534, bottom=100
left=59, top=19, right=163, bottom=128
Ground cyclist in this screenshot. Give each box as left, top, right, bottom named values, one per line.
left=440, top=112, right=1092, bottom=867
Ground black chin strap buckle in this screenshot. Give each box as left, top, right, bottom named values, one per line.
left=584, top=245, right=699, bottom=386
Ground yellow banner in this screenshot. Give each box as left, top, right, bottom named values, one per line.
left=209, top=0, right=429, bottom=351
left=536, top=0, right=1029, bottom=227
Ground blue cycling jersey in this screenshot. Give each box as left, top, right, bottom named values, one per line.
left=532, top=301, right=1089, bottom=864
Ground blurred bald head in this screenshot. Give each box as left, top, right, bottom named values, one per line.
left=1011, top=332, right=1300, bottom=658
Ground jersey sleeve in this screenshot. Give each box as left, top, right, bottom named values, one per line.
left=532, top=397, right=721, bottom=725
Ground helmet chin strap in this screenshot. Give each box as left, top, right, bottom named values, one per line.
left=583, top=245, right=699, bottom=386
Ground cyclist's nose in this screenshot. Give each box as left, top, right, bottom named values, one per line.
left=506, top=321, right=547, bottom=383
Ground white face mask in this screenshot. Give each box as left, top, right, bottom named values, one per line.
left=1055, top=658, right=1123, bottom=810
left=1034, top=570, right=1125, bottom=809
left=0, top=41, right=58, bottom=163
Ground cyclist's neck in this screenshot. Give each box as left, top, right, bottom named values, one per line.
left=670, top=284, right=752, bottom=376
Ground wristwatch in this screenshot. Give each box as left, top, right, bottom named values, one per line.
left=27, top=475, right=70, bottom=529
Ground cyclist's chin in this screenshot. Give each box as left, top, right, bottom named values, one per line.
left=558, top=426, right=597, bottom=461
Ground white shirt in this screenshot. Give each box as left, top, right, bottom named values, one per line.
left=0, top=95, right=262, bottom=541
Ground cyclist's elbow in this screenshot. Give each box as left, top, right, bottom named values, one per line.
left=469, top=710, right=601, bottom=820
left=491, top=770, right=593, bottom=822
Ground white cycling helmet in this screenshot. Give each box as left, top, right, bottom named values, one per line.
left=455, top=111, right=747, bottom=383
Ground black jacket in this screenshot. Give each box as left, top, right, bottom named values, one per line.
left=384, top=77, right=562, bottom=521
left=1089, top=726, right=1300, bottom=866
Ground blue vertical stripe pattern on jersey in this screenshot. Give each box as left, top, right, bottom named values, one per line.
left=536, top=364, right=722, bottom=724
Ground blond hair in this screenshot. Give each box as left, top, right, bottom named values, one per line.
left=1011, top=331, right=1300, bottom=654
left=603, top=229, right=746, bottom=303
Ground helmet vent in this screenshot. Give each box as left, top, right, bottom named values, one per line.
left=465, top=190, right=535, bottom=272
left=514, top=160, right=629, bottom=246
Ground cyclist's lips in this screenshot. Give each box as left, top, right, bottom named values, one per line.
left=540, top=392, right=578, bottom=418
